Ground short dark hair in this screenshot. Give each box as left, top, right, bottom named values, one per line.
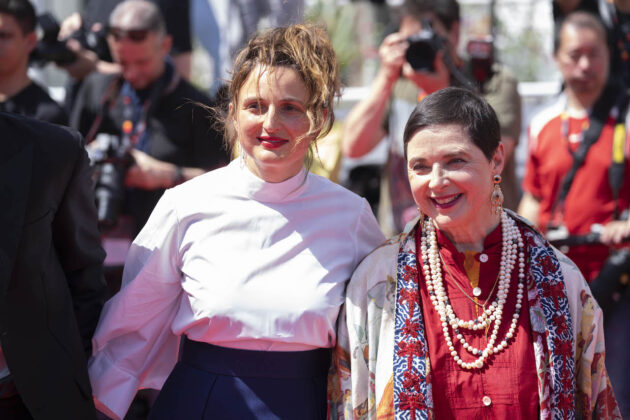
left=403, top=87, right=500, bottom=160
left=109, top=0, right=166, bottom=35
left=396, top=0, right=460, bottom=31
left=554, top=11, right=608, bottom=54
left=0, top=0, right=36, bottom=35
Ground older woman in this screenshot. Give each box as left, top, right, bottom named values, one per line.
left=332, top=87, right=620, bottom=419
left=88, top=24, right=384, bottom=420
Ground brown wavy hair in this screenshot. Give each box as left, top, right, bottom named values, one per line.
left=220, top=23, right=341, bottom=163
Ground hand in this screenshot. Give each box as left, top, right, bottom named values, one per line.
left=58, top=38, right=99, bottom=79
left=402, top=50, right=451, bottom=95
left=614, top=0, right=630, bottom=13
left=58, top=12, right=82, bottom=41
left=124, top=149, right=176, bottom=190
left=600, top=220, right=630, bottom=245
left=377, top=32, right=408, bottom=86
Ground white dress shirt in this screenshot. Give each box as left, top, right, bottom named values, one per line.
left=88, top=159, right=385, bottom=419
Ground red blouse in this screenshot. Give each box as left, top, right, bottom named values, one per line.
left=416, top=223, right=539, bottom=419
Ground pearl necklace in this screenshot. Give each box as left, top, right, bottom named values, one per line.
left=420, top=211, right=525, bottom=370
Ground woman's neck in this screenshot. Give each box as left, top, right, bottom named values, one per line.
left=438, top=213, right=501, bottom=253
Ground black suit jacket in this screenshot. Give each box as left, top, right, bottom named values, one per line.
left=0, top=112, right=107, bottom=419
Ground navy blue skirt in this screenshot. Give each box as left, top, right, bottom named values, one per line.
left=148, top=339, right=331, bottom=420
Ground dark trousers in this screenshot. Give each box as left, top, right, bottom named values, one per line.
left=149, top=339, right=331, bottom=420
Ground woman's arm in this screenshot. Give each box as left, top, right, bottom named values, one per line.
left=89, top=190, right=184, bottom=419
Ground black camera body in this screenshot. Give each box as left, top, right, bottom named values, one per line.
left=89, top=133, right=133, bottom=230
left=30, top=12, right=77, bottom=66
left=405, top=20, right=443, bottom=72
left=31, top=12, right=110, bottom=66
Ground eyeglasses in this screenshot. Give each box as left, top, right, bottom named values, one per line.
left=107, top=26, right=151, bottom=42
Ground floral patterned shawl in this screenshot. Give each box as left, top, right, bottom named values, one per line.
left=330, top=213, right=620, bottom=419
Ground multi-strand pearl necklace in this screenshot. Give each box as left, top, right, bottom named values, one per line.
left=420, top=211, right=525, bottom=370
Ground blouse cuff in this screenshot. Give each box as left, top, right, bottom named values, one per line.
left=89, top=352, right=140, bottom=420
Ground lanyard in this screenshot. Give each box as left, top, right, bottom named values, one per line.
left=120, top=84, right=152, bottom=152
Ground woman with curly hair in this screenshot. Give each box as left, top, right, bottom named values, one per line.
left=88, top=23, right=384, bottom=420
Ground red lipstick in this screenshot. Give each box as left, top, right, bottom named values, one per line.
left=258, top=136, right=288, bottom=149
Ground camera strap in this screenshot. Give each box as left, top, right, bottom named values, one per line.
left=121, top=60, right=180, bottom=152
left=549, top=83, right=626, bottom=224
left=85, top=76, right=125, bottom=144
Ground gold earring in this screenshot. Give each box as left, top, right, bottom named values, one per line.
left=490, top=174, right=503, bottom=215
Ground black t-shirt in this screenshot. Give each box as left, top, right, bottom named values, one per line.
left=69, top=68, right=229, bottom=232
left=0, top=82, right=68, bottom=126
left=81, top=0, right=192, bottom=58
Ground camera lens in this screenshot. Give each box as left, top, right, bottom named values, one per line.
left=405, top=41, right=437, bottom=72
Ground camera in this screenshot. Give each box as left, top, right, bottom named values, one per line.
left=89, top=133, right=133, bottom=230
left=31, top=12, right=110, bottom=67
left=405, top=19, right=444, bottom=72
left=30, top=12, right=77, bottom=66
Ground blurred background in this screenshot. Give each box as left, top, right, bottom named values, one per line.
left=29, top=0, right=561, bottom=194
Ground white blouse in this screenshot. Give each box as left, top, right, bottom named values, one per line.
left=88, top=159, right=385, bottom=419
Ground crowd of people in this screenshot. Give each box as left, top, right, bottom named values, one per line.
left=0, top=0, right=629, bottom=418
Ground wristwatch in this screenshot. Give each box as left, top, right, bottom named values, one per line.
left=172, top=165, right=184, bottom=186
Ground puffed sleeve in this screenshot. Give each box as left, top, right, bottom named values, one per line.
left=88, top=190, right=184, bottom=420
left=352, top=199, right=386, bottom=267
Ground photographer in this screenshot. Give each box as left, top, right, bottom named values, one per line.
left=56, top=0, right=191, bottom=82
left=341, top=0, right=521, bottom=236
left=69, top=0, right=228, bottom=261
left=0, top=0, right=67, bottom=125
left=519, top=11, right=630, bottom=417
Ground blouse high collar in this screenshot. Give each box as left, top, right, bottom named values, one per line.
left=235, top=158, right=308, bottom=203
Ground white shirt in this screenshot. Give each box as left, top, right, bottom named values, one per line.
left=88, top=160, right=385, bottom=419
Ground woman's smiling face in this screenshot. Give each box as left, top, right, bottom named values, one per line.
left=232, top=65, right=314, bottom=183
left=407, top=123, right=504, bottom=240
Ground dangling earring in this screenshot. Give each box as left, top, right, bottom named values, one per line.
left=237, top=142, right=246, bottom=167
left=490, top=174, right=504, bottom=215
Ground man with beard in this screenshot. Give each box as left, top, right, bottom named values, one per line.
left=519, top=11, right=630, bottom=416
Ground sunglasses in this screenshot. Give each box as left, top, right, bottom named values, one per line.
left=107, top=26, right=151, bottom=42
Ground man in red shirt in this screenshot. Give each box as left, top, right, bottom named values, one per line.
left=519, top=11, right=630, bottom=416
left=519, top=11, right=630, bottom=280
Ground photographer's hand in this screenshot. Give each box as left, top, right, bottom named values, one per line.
left=600, top=220, right=630, bottom=245
left=59, top=38, right=98, bottom=79
left=60, top=39, right=121, bottom=80
left=340, top=32, right=406, bottom=158
left=402, top=50, right=451, bottom=95
left=125, top=149, right=204, bottom=190
left=378, top=32, right=408, bottom=86
left=58, top=12, right=82, bottom=41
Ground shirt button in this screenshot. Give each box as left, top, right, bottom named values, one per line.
left=482, top=395, right=492, bottom=406
left=479, top=253, right=489, bottom=263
